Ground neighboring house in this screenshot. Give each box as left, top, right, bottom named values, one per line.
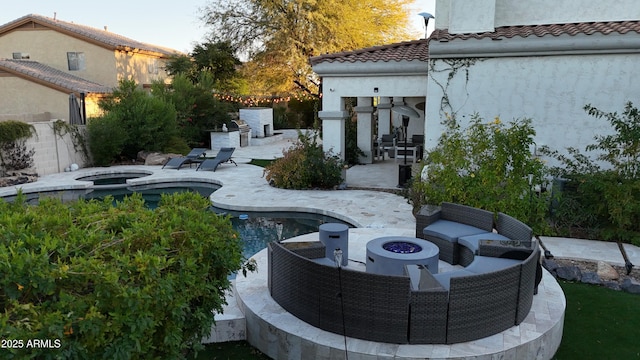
left=0, top=14, right=182, bottom=176
left=0, top=13, right=180, bottom=121
left=0, top=59, right=111, bottom=122
left=312, top=0, right=640, bottom=167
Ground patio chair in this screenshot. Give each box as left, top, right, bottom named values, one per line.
left=196, top=147, right=237, bottom=172
left=162, top=148, right=207, bottom=170
left=380, top=134, right=396, bottom=158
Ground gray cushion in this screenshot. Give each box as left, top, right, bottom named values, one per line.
left=458, top=232, right=511, bottom=254
left=465, top=256, right=521, bottom=274
left=432, top=269, right=474, bottom=290
left=423, top=220, right=488, bottom=243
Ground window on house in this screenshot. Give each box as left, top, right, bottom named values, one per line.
left=67, top=52, right=86, bottom=71
left=147, top=59, right=158, bottom=74
left=12, top=52, right=30, bottom=59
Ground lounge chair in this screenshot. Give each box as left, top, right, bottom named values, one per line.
left=162, top=148, right=208, bottom=170
left=196, top=147, right=237, bottom=172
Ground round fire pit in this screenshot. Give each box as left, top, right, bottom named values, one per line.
left=366, top=236, right=439, bottom=275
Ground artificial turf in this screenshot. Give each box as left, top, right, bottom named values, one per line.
left=553, top=281, right=640, bottom=359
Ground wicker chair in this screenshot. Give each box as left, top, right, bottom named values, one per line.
left=406, top=265, right=449, bottom=344
left=337, top=269, right=411, bottom=343
left=496, top=212, right=533, bottom=241
left=269, top=242, right=323, bottom=326
left=445, top=262, right=521, bottom=344
left=417, top=203, right=494, bottom=264
left=516, top=244, right=541, bottom=324
left=270, top=241, right=411, bottom=344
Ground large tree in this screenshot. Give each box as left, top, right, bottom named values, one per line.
left=165, top=41, right=247, bottom=94
left=201, top=0, right=414, bottom=94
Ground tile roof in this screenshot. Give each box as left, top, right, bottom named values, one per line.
left=430, top=20, right=640, bottom=42
left=309, top=39, right=429, bottom=66
left=0, top=59, right=113, bottom=94
left=0, top=14, right=180, bottom=57
left=311, top=20, right=640, bottom=65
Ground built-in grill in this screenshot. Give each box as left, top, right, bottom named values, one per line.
left=229, top=119, right=251, bottom=147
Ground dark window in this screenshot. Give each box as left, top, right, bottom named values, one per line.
left=12, top=52, right=30, bottom=59
left=147, top=59, right=158, bottom=74
left=67, top=52, right=85, bottom=71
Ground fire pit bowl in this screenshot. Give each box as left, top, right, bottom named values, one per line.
left=366, top=236, right=439, bottom=275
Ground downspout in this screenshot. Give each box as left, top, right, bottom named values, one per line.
left=80, top=92, right=87, bottom=124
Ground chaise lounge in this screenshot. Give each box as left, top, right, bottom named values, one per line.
left=162, top=147, right=207, bottom=170
left=196, top=147, right=237, bottom=172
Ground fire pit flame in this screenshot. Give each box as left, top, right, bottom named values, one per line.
left=382, top=241, right=423, bottom=254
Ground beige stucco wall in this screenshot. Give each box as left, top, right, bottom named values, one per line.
left=0, top=76, right=104, bottom=120
left=0, top=28, right=119, bottom=87
left=0, top=27, right=170, bottom=88
left=0, top=77, right=69, bottom=119
left=115, top=51, right=170, bottom=86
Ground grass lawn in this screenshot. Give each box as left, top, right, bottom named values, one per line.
left=553, top=281, right=640, bottom=359
left=188, top=341, right=270, bottom=360
left=249, top=159, right=276, bottom=167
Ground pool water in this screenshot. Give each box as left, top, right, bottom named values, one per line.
left=216, top=209, right=352, bottom=258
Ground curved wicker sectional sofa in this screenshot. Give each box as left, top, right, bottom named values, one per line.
left=267, top=203, right=541, bottom=344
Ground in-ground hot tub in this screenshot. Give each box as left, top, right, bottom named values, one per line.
left=366, top=236, right=439, bottom=275
left=76, top=171, right=152, bottom=187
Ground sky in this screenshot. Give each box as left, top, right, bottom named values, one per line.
left=1, top=0, right=436, bottom=54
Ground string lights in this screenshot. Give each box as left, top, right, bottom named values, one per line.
left=213, top=92, right=321, bottom=106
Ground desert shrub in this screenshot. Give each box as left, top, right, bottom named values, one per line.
left=0, top=121, right=36, bottom=173
left=542, top=101, right=640, bottom=244
left=286, top=98, right=318, bottom=128
left=88, top=80, right=179, bottom=164
left=87, top=114, right=127, bottom=166
left=0, top=140, right=35, bottom=171
left=0, top=192, right=244, bottom=359
left=152, top=74, right=233, bottom=148
left=273, top=105, right=289, bottom=129
left=163, top=135, right=193, bottom=156
left=264, top=131, right=344, bottom=189
left=410, top=114, right=550, bottom=233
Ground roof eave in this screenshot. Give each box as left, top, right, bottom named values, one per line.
left=0, top=65, right=111, bottom=95
left=429, top=31, right=640, bottom=58
left=312, top=60, right=428, bottom=76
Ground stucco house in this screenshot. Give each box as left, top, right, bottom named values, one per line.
left=0, top=14, right=181, bottom=175
left=312, top=0, right=640, bottom=167
left=0, top=14, right=180, bottom=122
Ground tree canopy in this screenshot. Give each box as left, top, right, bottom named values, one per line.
left=165, top=41, right=247, bottom=94
left=201, top=0, right=414, bottom=95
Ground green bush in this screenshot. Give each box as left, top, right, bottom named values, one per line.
left=264, top=131, right=344, bottom=189
left=87, top=114, right=127, bottom=166
left=88, top=80, right=179, bottom=164
left=542, top=101, right=640, bottom=244
left=152, top=74, right=233, bottom=148
left=0, top=192, right=244, bottom=359
left=410, top=114, right=550, bottom=233
left=0, top=121, right=36, bottom=173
